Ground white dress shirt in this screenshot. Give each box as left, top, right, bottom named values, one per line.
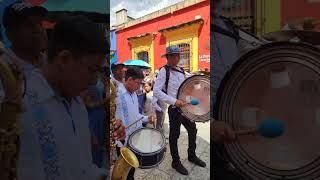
left=153, top=66, right=189, bottom=106
left=151, top=96, right=162, bottom=112
left=211, top=13, right=240, bottom=106
left=18, top=69, right=106, bottom=180
left=115, top=87, right=148, bottom=144
left=110, top=75, right=126, bottom=95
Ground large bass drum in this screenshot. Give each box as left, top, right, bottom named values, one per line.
left=214, top=42, right=320, bottom=180
left=177, top=74, right=210, bottom=122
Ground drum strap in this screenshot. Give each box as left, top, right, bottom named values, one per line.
left=161, top=65, right=185, bottom=94
left=211, top=14, right=240, bottom=43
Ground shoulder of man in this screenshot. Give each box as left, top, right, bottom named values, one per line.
left=24, top=70, right=54, bottom=106
left=156, top=66, right=168, bottom=77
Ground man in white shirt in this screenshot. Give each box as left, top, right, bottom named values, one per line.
left=211, top=0, right=238, bottom=143
left=0, top=1, right=48, bottom=101
left=115, top=66, right=154, bottom=180
left=153, top=45, right=206, bottom=175
left=0, top=1, right=48, bottom=111
left=211, top=0, right=243, bottom=179
left=17, top=15, right=123, bottom=180
left=0, top=2, right=48, bottom=179
left=110, top=62, right=126, bottom=95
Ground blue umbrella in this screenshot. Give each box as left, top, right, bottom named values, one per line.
left=123, top=60, right=151, bottom=68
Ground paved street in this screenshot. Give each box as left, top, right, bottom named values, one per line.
left=135, top=111, right=210, bottom=180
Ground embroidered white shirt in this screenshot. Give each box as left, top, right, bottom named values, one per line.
left=18, top=69, right=106, bottom=180
left=115, top=87, right=148, bottom=144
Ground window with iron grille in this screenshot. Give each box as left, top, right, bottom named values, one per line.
left=137, top=51, right=149, bottom=63
left=177, top=43, right=191, bottom=72
left=220, top=0, right=257, bottom=34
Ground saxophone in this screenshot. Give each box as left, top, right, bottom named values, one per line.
left=0, top=48, right=25, bottom=180
left=109, top=78, right=117, bottom=164
left=109, top=78, right=139, bottom=180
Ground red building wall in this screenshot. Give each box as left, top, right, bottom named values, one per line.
left=281, top=0, right=320, bottom=30
left=116, top=0, right=210, bottom=71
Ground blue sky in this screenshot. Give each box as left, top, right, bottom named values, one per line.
left=110, top=0, right=183, bottom=26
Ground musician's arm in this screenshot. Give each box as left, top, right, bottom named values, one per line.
left=136, top=110, right=149, bottom=123
left=151, top=96, right=162, bottom=112
left=153, top=68, right=176, bottom=105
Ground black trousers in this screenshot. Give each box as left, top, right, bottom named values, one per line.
left=168, top=106, right=197, bottom=163
left=116, top=144, right=135, bottom=180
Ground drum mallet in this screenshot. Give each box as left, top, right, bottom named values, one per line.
left=126, top=117, right=144, bottom=129
left=172, top=98, right=199, bottom=108
left=188, top=98, right=199, bottom=105
left=235, top=118, right=285, bottom=138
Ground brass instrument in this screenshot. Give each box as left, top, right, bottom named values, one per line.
left=109, top=78, right=117, bottom=164
left=109, top=79, right=139, bottom=180
left=0, top=48, right=25, bottom=180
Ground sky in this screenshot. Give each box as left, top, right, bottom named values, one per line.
left=110, top=0, right=184, bottom=26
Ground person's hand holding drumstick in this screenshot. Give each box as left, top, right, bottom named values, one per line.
left=113, top=119, right=126, bottom=140
left=174, top=99, right=186, bottom=107
left=212, top=118, right=285, bottom=144
left=148, top=115, right=156, bottom=127
left=212, top=120, right=236, bottom=144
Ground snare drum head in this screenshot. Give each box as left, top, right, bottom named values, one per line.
left=129, top=128, right=165, bottom=154
left=177, top=75, right=210, bottom=122
left=216, top=42, right=320, bottom=179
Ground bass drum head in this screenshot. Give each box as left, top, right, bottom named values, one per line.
left=128, top=128, right=165, bottom=154
left=215, top=42, right=320, bottom=180
left=177, top=74, right=210, bottom=122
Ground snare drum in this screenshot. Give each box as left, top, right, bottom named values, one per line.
left=214, top=42, right=320, bottom=180
left=177, top=74, right=210, bottom=122
left=128, top=128, right=166, bottom=169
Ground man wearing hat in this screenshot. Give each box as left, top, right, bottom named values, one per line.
left=0, top=2, right=48, bottom=179
left=1, top=1, right=48, bottom=73
left=154, top=45, right=206, bottom=175
left=110, top=62, right=126, bottom=95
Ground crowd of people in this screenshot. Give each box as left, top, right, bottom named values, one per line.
left=0, top=1, right=237, bottom=180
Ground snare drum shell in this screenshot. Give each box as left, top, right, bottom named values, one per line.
left=130, top=147, right=166, bottom=169
left=128, top=128, right=166, bottom=169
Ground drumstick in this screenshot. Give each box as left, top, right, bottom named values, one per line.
left=235, top=129, right=258, bottom=136
left=173, top=98, right=199, bottom=108
left=235, top=118, right=285, bottom=138
left=126, top=116, right=144, bottom=129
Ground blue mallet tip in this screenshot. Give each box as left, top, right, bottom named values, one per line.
left=190, top=98, right=199, bottom=105
left=259, top=118, right=284, bottom=138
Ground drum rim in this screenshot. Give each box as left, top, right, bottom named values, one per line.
left=214, top=42, right=320, bottom=179
left=177, top=74, right=210, bottom=122
left=128, top=127, right=166, bottom=155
